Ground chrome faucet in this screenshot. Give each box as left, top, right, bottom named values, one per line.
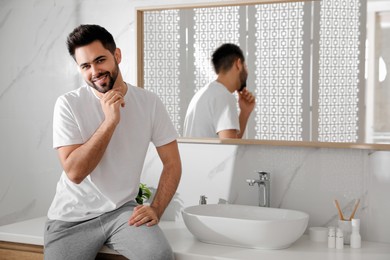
left=199, top=195, right=207, bottom=205
left=246, top=171, right=270, bottom=207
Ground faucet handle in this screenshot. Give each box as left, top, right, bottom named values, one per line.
left=257, top=171, right=270, bottom=181
left=246, top=179, right=256, bottom=186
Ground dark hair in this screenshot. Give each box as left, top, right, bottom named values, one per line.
left=67, top=24, right=116, bottom=59
left=211, top=43, right=245, bottom=74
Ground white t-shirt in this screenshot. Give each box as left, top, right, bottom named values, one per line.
left=183, top=81, right=239, bottom=138
left=48, top=83, right=178, bottom=222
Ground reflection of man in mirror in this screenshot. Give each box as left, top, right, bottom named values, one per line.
left=183, top=43, right=255, bottom=139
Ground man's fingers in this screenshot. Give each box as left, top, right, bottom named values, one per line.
left=128, top=205, right=159, bottom=227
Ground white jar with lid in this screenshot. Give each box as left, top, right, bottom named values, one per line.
left=350, top=219, right=362, bottom=248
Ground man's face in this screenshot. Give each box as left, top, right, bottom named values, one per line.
left=239, top=61, right=248, bottom=92
left=74, top=40, right=119, bottom=94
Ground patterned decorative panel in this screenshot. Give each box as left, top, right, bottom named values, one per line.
left=254, top=2, right=305, bottom=140
left=193, top=6, right=240, bottom=92
left=318, top=0, right=362, bottom=142
left=142, top=0, right=364, bottom=141
left=143, top=10, right=181, bottom=133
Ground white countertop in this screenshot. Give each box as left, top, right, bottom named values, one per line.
left=1, top=217, right=390, bottom=260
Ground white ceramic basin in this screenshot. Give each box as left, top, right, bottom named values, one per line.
left=182, top=204, right=309, bottom=250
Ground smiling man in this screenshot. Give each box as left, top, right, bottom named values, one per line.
left=44, top=24, right=181, bottom=260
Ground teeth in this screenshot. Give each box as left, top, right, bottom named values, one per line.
left=94, top=74, right=107, bottom=83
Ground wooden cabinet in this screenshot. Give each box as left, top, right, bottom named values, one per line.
left=0, top=241, right=127, bottom=260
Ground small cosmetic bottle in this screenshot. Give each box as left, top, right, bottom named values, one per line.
left=336, top=228, right=344, bottom=249
left=328, top=227, right=336, bottom=248
left=350, top=219, right=362, bottom=248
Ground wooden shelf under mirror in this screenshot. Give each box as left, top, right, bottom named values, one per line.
left=178, top=138, right=390, bottom=151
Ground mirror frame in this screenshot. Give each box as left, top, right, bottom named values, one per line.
left=135, top=0, right=390, bottom=151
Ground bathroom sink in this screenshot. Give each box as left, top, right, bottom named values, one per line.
left=182, top=204, right=309, bottom=249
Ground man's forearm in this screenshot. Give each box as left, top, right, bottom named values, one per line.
left=150, top=163, right=181, bottom=218
left=238, top=112, right=251, bottom=139
left=150, top=141, right=182, bottom=218
left=60, top=120, right=117, bottom=184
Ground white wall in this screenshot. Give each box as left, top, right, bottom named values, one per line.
left=0, top=0, right=390, bottom=244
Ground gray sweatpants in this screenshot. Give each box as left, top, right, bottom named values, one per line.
left=43, top=201, right=174, bottom=260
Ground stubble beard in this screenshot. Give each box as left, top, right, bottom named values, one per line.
left=89, top=62, right=119, bottom=94
left=239, top=68, right=248, bottom=92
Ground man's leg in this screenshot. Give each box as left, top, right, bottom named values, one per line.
left=103, top=202, right=174, bottom=260
left=44, top=218, right=106, bottom=260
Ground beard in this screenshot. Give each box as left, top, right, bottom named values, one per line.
left=239, top=67, right=248, bottom=92
left=239, top=81, right=247, bottom=92
left=88, top=61, right=119, bottom=94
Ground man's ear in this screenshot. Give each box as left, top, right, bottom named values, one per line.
left=114, top=48, right=122, bottom=64
left=235, top=58, right=244, bottom=71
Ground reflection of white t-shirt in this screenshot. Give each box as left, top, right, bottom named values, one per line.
left=183, top=81, right=239, bottom=138
left=48, top=83, right=177, bottom=222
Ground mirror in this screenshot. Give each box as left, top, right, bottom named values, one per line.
left=366, top=1, right=390, bottom=144
left=136, top=0, right=390, bottom=145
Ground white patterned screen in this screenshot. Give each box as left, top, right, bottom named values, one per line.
left=143, top=10, right=182, bottom=133
left=142, top=0, right=365, bottom=141
left=254, top=2, right=304, bottom=140
left=193, top=6, right=240, bottom=92
left=318, top=0, right=363, bottom=142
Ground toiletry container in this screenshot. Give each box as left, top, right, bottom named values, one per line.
left=336, top=228, right=344, bottom=249
left=328, top=227, right=336, bottom=248
left=350, top=219, right=362, bottom=248
left=338, top=220, right=352, bottom=244
left=309, top=227, right=328, bottom=242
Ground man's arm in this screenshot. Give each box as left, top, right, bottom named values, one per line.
left=57, top=121, right=116, bottom=184
left=217, top=89, right=255, bottom=139
left=57, top=90, right=124, bottom=184
left=237, top=88, right=255, bottom=138
left=129, top=140, right=182, bottom=227
left=218, top=129, right=239, bottom=139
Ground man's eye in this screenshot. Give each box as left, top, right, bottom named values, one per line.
left=81, top=65, right=90, bottom=70
left=97, top=59, right=105, bottom=63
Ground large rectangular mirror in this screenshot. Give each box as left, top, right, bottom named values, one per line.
left=366, top=1, right=390, bottom=144
left=136, top=0, right=390, bottom=146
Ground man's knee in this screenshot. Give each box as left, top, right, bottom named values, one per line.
left=113, top=229, right=174, bottom=260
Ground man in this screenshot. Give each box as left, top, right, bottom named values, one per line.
left=44, top=24, right=181, bottom=260
left=183, top=43, right=256, bottom=139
